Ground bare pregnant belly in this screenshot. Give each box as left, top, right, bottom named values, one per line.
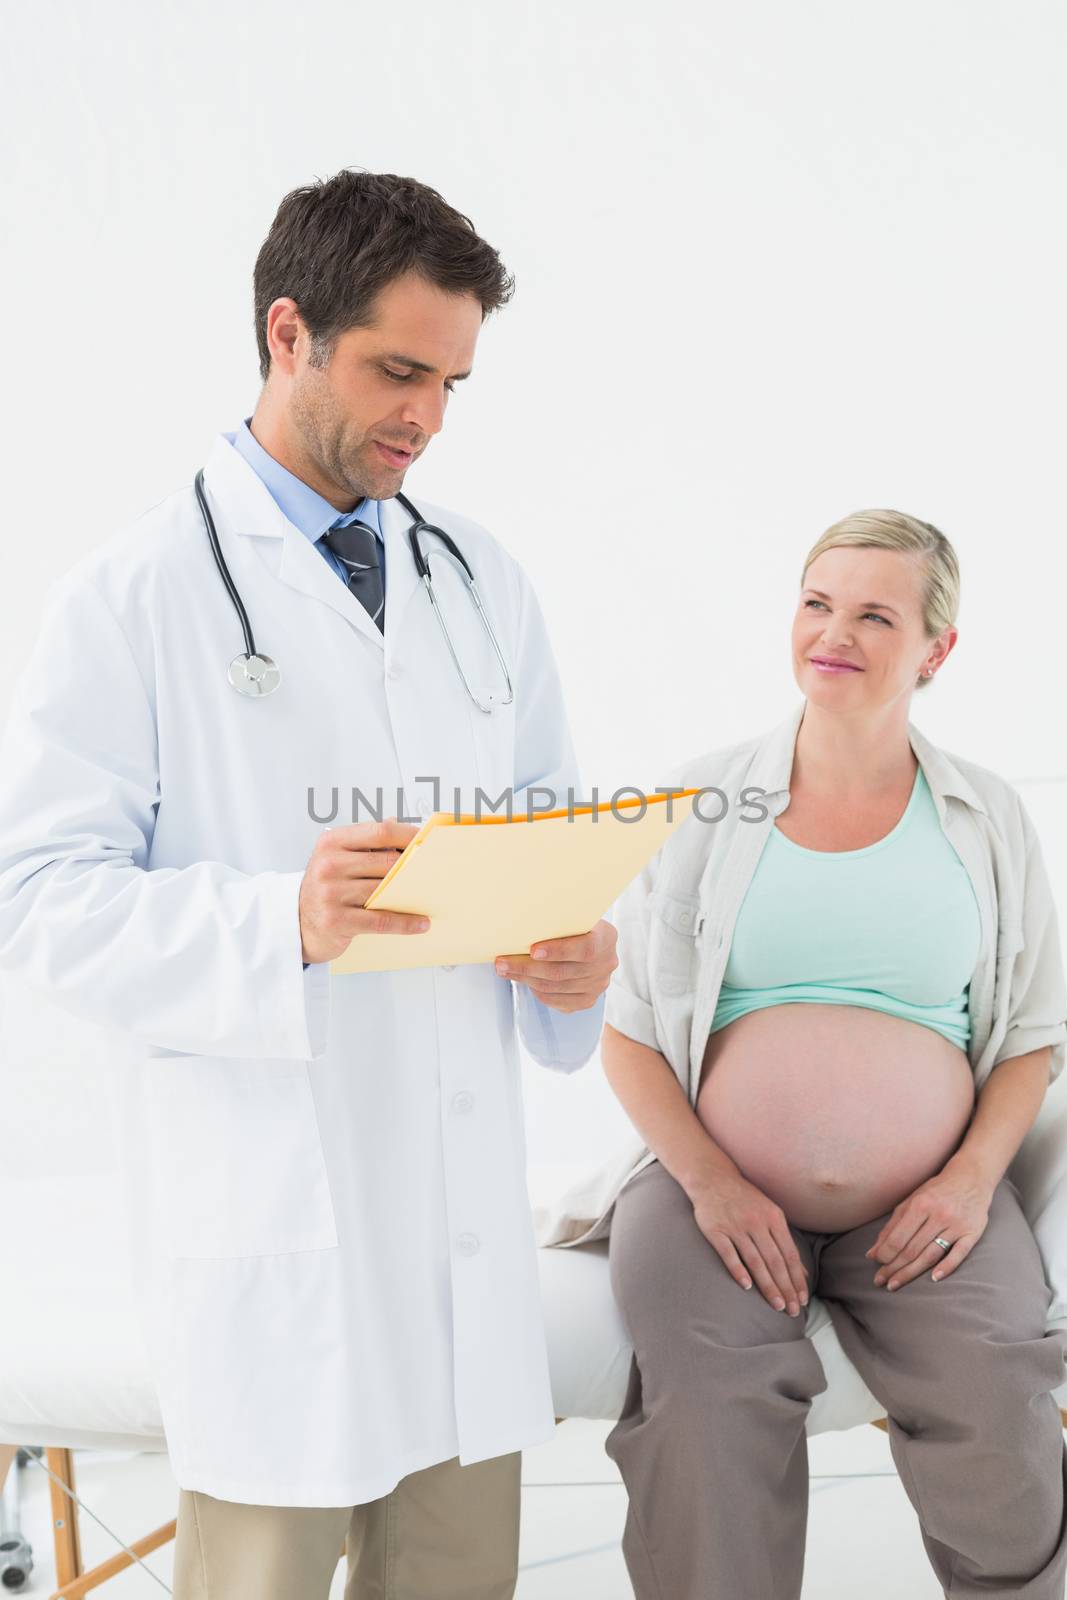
left=695, top=1004, right=976, bottom=1231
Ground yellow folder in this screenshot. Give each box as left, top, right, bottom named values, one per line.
left=329, top=789, right=703, bottom=975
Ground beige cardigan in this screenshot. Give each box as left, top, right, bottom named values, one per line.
left=535, top=699, right=1067, bottom=1250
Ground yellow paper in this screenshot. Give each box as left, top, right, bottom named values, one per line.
left=329, top=790, right=702, bottom=975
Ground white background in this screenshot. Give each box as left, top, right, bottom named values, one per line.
left=2, top=0, right=1064, bottom=1173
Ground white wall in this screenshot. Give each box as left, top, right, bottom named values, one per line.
left=2, top=0, right=1064, bottom=1171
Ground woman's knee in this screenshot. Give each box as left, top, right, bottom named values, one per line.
left=608, top=1162, right=717, bottom=1328
left=609, top=1165, right=819, bottom=1394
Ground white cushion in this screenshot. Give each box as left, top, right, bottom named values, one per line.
left=0, top=1173, right=165, bottom=1452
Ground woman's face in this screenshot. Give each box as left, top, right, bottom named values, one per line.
left=791, top=545, right=957, bottom=711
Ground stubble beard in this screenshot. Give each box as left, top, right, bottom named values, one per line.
left=289, top=367, right=380, bottom=504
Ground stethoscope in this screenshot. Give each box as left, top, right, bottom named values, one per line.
left=193, top=470, right=513, bottom=714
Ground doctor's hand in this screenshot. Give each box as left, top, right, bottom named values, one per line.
left=299, top=821, right=430, bottom=964
left=494, top=920, right=618, bottom=1014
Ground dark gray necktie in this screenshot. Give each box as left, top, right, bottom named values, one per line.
left=320, top=521, right=385, bottom=632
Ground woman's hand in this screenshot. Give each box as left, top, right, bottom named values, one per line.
left=864, top=1157, right=996, bottom=1290
left=691, top=1171, right=810, bottom=1317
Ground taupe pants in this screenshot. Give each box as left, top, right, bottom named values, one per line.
left=607, top=1159, right=1067, bottom=1599
left=171, top=1452, right=521, bottom=1600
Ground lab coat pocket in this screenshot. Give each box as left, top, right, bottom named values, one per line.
left=648, top=888, right=702, bottom=997
left=145, top=1057, right=339, bottom=1259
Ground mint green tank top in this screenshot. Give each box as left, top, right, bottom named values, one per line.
left=710, top=765, right=981, bottom=1050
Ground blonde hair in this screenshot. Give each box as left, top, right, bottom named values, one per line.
left=801, top=509, right=960, bottom=691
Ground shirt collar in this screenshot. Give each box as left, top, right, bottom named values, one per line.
left=746, top=698, right=989, bottom=818
left=228, top=419, right=383, bottom=545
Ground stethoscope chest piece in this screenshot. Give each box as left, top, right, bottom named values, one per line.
left=228, top=653, right=281, bottom=698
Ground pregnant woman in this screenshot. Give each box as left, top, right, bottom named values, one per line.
left=579, top=511, right=1067, bottom=1598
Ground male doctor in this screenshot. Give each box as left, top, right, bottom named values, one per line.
left=0, top=169, right=616, bottom=1599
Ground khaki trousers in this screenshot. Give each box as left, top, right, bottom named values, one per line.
left=607, top=1159, right=1067, bottom=1600
left=171, top=1452, right=521, bottom=1600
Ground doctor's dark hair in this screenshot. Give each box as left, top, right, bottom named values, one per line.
left=253, top=169, right=515, bottom=381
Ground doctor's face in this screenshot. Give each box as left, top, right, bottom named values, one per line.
left=279, top=270, right=483, bottom=506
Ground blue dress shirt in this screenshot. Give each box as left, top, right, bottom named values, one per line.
left=230, top=419, right=385, bottom=591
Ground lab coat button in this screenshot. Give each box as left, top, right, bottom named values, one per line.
left=451, top=1091, right=475, bottom=1115
left=441, top=964, right=456, bottom=973
left=456, top=1232, right=480, bottom=1257
left=386, top=663, right=402, bottom=680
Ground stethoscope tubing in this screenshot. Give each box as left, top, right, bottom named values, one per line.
left=196, top=471, right=513, bottom=711
left=195, top=469, right=258, bottom=661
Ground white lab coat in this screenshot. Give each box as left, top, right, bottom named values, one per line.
left=0, top=432, right=603, bottom=1507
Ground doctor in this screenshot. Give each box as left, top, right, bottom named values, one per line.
left=0, top=169, right=616, bottom=1599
